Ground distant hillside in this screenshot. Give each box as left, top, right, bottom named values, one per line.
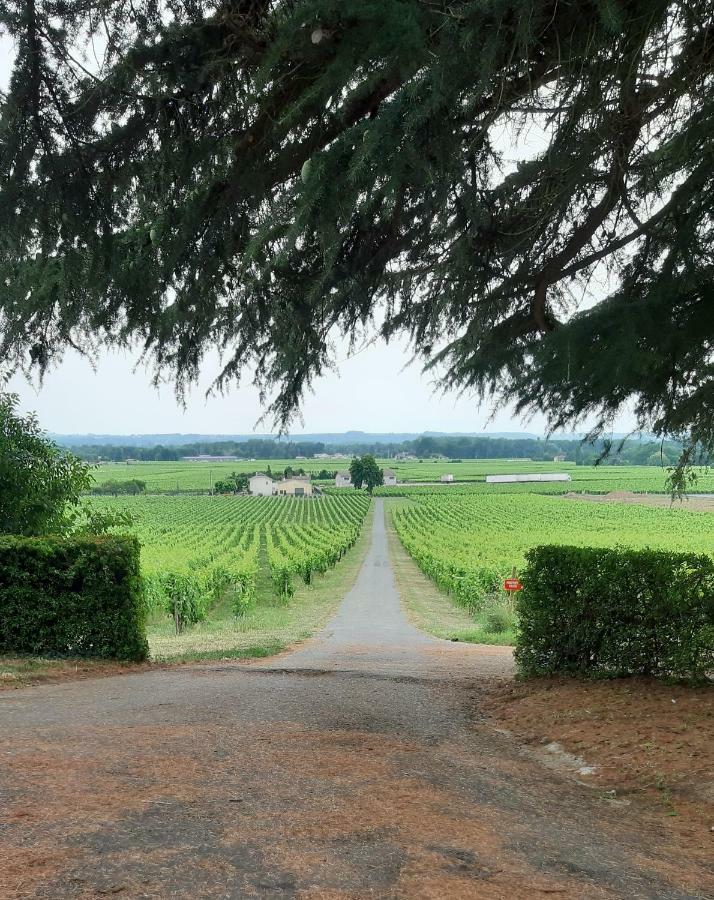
left=50, top=429, right=659, bottom=448
left=50, top=432, right=276, bottom=447
left=51, top=429, right=553, bottom=447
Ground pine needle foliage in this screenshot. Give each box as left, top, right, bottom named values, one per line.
left=0, top=1, right=712, bottom=483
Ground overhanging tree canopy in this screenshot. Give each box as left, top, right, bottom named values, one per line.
left=0, top=0, right=712, bottom=471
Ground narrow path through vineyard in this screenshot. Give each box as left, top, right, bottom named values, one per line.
left=254, top=524, right=274, bottom=599
left=1, top=500, right=710, bottom=899
left=251, top=498, right=512, bottom=680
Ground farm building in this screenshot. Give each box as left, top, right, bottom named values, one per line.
left=552, top=453, right=567, bottom=463
left=249, top=474, right=275, bottom=496
left=440, top=474, right=454, bottom=483
left=383, top=469, right=397, bottom=486
left=485, top=473, right=571, bottom=484
left=335, top=471, right=352, bottom=488
left=276, top=476, right=313, bottom=497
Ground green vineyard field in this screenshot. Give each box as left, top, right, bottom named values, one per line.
left=91, top=493, right=370, bottom=621
left=93, top=459, right=335, bottom=491
left=391, top=492, right=714, bottom=615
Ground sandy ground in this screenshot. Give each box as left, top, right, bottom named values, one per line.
left=1, top=500, right=712, bottom=899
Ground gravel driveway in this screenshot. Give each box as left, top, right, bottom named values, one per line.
left=1, top=500, right=710, bottom=899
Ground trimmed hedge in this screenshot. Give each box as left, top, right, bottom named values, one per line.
left=516, top=545, right=714, bottom=680
left=0, top=535, right=149, bottom=661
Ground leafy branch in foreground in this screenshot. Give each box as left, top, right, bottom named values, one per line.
left=0, top=392, right=134, bottom=535
left=0, top=392, right=91, bottom=535
left=0, top=0, right=712, bottom=479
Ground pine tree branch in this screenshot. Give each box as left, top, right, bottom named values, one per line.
left=556, top=157, right=713, bottom=281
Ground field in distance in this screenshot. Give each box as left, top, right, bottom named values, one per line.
left=90, top=458, right=714, bottom=494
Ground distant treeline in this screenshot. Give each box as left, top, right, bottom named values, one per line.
left=72, top=439, right=327, bottom=462
left=409, top=435, right=692, bottom=466
left=66, top=435, right=699, bottom=467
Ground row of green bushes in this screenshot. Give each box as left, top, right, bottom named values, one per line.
left=144, top=566, right=256, bottom=632
left=0, top=536, right=711, bottom=678
left=91, top=478, right=147, bottom=495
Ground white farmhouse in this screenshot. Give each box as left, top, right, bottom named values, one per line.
left=383, top=468, right=397, bottom=486
left=335, top=471, right=352, bottom=488
left=440, top=474, right=454, bottom=483
left=248, top=473, right=275, bottom=496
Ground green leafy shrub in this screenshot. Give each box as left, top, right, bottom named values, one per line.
left=213, top=472, right=249, bottom=494
left=271, top=564, right=295, bottom=600
left=204, top=563, right=256, bottom=616
left=143, top=573, right=167, bottom=617
left=144, top=563, right=257, bottom=622
left=0, top=535, right=148, bottom=660
left=0, top=392, right=91, bottom=535
left=482, top=593, right=517, bottom=635
left=149, top=572, right=207, bottom=634
left=91, top=479, right=146, bottom=495
left=516, top=545, right=714, bottom=680
left=231, top=569, right=257, bottom=616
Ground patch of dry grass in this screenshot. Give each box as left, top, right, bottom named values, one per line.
left=0, top=657, right=149, bottom=690
left=480, top=675, right=714, bottom=836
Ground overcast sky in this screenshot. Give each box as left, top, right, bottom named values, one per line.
left=1, top=33, right=635, bottom=438
left=7, top=341, right=559, bottom=436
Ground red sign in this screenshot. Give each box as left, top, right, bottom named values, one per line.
left=503, top=578, right=523, bottom=592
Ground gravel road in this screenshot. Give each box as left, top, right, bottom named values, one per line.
left=0, top=499, right=711, bottom=899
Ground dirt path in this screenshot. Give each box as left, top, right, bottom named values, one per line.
left=0, top=500, right=711, bottom=899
